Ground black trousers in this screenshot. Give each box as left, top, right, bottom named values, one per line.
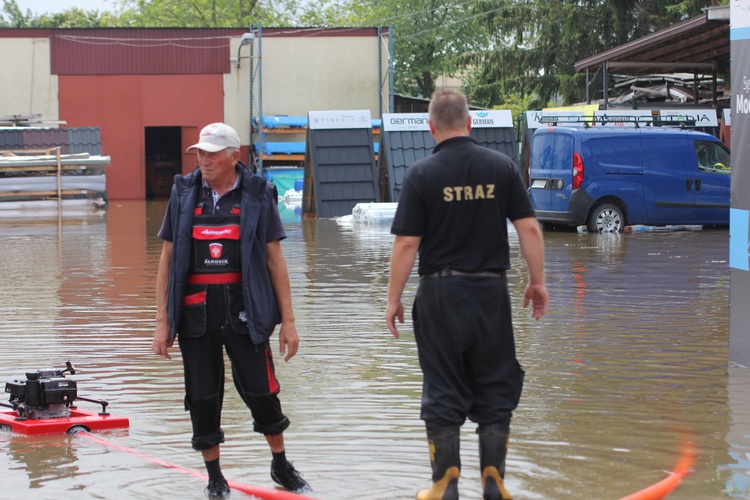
left=413, top=276, right=524, bottom=426
left=178, top=285, right=289, bottom=451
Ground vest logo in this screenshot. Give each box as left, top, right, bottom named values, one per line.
left=201, top=228, right=234, bottom=237
left=209, top=243, right=223, bottom=259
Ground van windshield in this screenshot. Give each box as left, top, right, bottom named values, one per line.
left=694, top=140, right=730, bottom=173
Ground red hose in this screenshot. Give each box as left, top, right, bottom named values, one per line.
left=77, top=432, right=316, bottom=500
left=617, top=445, right=695, bottom=500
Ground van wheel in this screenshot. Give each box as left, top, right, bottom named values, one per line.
left=587, top=204, right=624, bottom=233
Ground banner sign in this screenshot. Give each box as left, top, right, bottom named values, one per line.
left=382, top=113, right=429, bottom=132
left=592, top=110, right=654, bottom=127
left=308, top=110, right=372, bottom=130
left=383, top=110, right=513, bottom=132
left=730, top=0, right=750, bottom=365
left=659, top=109, right=719, bottom=127
left=470, top=110, right=514, bottom=128
left=526, top=110, right=584, bottom=129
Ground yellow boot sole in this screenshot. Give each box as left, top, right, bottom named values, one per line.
left=482, top=466, right=512, bottom=500
left=416, top=466, right=460, bottom=500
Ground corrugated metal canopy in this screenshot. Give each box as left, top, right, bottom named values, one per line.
left=574, top=7, right=729, bottom=75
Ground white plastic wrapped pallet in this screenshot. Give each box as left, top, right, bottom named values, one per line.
left=351, top=202, right=399, bottom=224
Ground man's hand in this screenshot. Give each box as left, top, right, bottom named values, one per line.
left=278, top=322, right=300, bottom=362
left=152, top=323, right=174, bottom=359
left=523, top=283, right=549, bottom=320
left=386, top=300, right=404, bottom=338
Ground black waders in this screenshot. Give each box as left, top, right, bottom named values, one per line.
left=477, top=422, right=512, bottom=500
left=417, top=423, right=461, bottom=500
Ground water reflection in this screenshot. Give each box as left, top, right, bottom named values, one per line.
left=0, top=203, right=747, bottom=499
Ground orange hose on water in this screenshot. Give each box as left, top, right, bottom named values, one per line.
left=617, top=445, right=695, bottom=500
left=77, top=432, right=315, bottom=500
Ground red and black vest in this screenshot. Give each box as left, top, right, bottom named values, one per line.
left=183, top=201, right=242, bottom=306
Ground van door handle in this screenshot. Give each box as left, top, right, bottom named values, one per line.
left=695, top=178, right=701, bottom=190
left=686, top=178, right=692, bottom=190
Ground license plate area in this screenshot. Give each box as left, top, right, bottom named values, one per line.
left=531, top=179, right=547, bottom=189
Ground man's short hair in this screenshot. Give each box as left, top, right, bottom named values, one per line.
left=429, top=88, right=469, bottom=131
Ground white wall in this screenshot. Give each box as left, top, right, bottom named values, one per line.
left=0, top=38, right=59, bottom=123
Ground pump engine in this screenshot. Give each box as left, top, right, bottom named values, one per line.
left=5, top=361, right=78, bottom=420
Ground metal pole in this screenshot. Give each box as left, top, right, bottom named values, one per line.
left=249, top=23, right=254, bottom=171
left=258, top=23, right=263, bottom=175
left=694, top=72, right=699, bottom=105
left=389, top=25, right=394, bottom=113
left=586, top=67, right=590, bottom=104
left=602, top=62, right=608, bottom=110
left=378, top=26, right=383, bottom=119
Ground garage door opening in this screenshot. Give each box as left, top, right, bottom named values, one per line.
left=145, top=127, right=181, bottom=199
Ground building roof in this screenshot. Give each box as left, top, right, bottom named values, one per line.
left=574, top=6, right=729, bottom=74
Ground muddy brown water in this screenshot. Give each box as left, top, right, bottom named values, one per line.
left=0, top=200, right=748, bottom=499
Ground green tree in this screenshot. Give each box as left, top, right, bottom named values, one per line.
left=0, top=0, right=32, bottom=27
left=463, top=0, right=727, bottom=107
left=1, top=0, right=121, bottom=27
left=112, top=0, right=295, bottom=27
left=342, top=0, right=493, bottom=98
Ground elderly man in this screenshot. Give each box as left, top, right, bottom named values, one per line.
left=386, top=89, right=548, bottom=500
left=152, top=123, right=311, bottom=498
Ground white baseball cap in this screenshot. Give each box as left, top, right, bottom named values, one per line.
left=187, top=123, right=241, bottom=152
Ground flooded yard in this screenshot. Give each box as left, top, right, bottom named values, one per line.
left=0, top=200, right=748, bottom=499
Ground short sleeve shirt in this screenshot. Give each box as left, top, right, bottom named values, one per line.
left=390, top=136, right=534, bottom=276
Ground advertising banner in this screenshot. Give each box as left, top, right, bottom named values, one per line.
left=730, top=0, right=750, bottom=366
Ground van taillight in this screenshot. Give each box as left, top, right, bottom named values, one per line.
left=572, top=152, right=584, bottom=189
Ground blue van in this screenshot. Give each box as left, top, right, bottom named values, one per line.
left=528, top=126, right=730, bottom=232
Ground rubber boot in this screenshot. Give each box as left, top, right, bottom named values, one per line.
left=416, top=423, right=460, bottom=500
left=478, top=422, right=513, bottom=500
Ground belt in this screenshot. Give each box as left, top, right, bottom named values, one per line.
left=421, top=269, right=506, bottom=280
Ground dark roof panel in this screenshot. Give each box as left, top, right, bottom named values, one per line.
left=379, top=127, right=518, bottom=202
left=304, top=128, right=379, bottom=218
left=471, top=128, right=516, bottom=159
left=0, top=129, right=26, bottom=150
left=0, top=127, right=103, bottom=155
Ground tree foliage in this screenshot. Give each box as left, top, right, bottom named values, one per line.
left=343, top=0, right=493, bottom=98
left=0, top=0, right=120, bottom=27
left=462, top=0, right=728, bottom=107
left=112, top=0, right=295, bottom=27
left=0, top=0, right=730, bottom=107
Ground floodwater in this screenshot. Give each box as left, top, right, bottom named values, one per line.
left=1, top=200, right=749, bottom=500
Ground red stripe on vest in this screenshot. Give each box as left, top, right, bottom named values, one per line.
left=187, top=273, right=242, bottom=285
left=192, top=225, right=240, bottom=240
left=183, top=291, right=206, bottom=306
left=265, top=347, right=280, bottom=393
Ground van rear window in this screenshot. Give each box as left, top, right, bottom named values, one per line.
left=531, top=133, right=573, bottom=170
left=584, top=137, right=641, bottom=166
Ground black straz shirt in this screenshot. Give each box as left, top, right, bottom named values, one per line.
left=391, top=136, right=535, bottom=276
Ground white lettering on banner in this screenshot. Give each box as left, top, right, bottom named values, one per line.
left=738, top=92, right=750, bottom=114
left=383, top=113, right=430, bottom=131
left=389, top=117, right=428, bottom=126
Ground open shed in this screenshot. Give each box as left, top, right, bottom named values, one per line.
left=574, top=6, right=730, bottom=108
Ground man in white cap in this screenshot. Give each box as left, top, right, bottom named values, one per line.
left=152, top=122, right=311, bottom=498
